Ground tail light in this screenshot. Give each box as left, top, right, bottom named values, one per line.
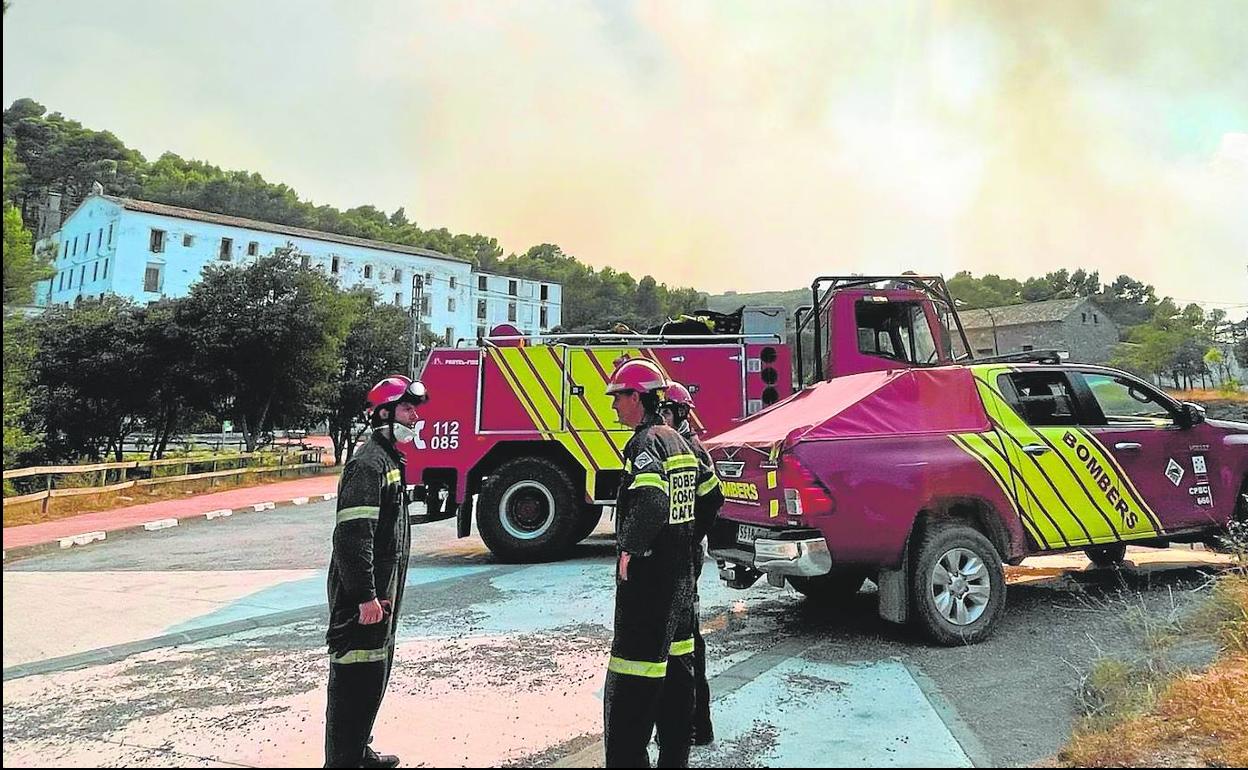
left=779, top=452, right=835, bottom=517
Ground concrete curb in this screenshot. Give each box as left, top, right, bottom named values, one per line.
left=3, top=483, right=337, bottom=562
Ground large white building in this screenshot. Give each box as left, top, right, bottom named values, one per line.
left=35, top=194, right=562, bottom=343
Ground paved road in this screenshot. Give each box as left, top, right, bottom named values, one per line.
left=1, top=501, right=1233, bottom=767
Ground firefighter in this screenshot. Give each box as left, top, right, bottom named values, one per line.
left=604, top=359, right=699, bottom=768
left=324, top=375, right=427, bottom=769
left=658, top=383, right=722, bottom=747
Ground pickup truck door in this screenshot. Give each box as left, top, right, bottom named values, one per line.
left=976, top=369, right=1162, bottom=549
left=1071, top=371, right=1226, bottom=534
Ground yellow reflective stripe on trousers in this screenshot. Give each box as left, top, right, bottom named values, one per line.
left=385, top=468, right=401, bottom=484
left=664, top=454, right=700, bottom=471
left=329, top=647, right=388, bottom=664
left=669, top=638, right=695, bottom=656
left=697, top=475, right=721, bottom=496
left=629, top=472, right=669, bottom=493
left=336, top=505, right=380, bottom=523
left=608, top=656, right=668, bottom=678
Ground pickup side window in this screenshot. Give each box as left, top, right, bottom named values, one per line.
left=1074, top=372, right=1177, bottom=427
left=855, top=300, right=938, bottom=365
left=998, top=371, right=1081, bottom=427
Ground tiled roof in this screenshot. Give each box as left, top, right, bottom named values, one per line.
left=98, top=195, right=467, bottom=264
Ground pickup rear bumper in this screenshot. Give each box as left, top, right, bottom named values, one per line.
left=708, top=521, right=832, bottom=578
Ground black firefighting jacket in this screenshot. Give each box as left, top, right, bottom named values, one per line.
left=326, top=430, right=411, bottom=656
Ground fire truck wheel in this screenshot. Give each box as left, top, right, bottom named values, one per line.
left=909, top=520, right=1006, bottom=646
left=1083, top=543, right=1128, bottom=568
left=570, top=505, right=604, bottom=544
left=788, top=571, right=868, bottom=602
left=477, top=458, right=579, bottom=562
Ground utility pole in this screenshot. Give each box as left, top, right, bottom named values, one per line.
left=409, top=275, right=425, bottom=378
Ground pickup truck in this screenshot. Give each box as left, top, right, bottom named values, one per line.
left=705, top=362, right=1248, bottom=644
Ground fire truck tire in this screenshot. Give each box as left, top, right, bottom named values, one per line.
left=1083, top=543, right=1128, bottom=568
left=788, top=571, right=868, bottom=602
left=909, top=520, right=1006, bottom=646
left=477, top=458, right=579, bottom=562
left=570, top=505, right=604, bottom=544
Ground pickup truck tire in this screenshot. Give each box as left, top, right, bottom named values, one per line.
left=477, top=458, right=579, bottom=562
left=909, top=521, right=1006, bottom=646
left=570, top=504, right=605, bottom=544
left=788, top=571, right=868, bottom=602
left=1084, top=543, right=1128, bottom=568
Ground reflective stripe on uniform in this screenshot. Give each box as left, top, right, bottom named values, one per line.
left=385, top=468, right=401, bottom=484
left=336, top=505, right=380, bottom=524
left=608, top=656, right=668, bottom=678
left=629, top=472, right=669, bottom=493
left=664, top=454, right=700, bottom=471
left=697, top=474, right=721, bottom=497
left=329, top=647, right=388, bottom=665
left=669, top=637, right=695, bottom=656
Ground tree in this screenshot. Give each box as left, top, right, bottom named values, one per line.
left=177, top=250, right=354, bottom=452
left=29, top=297, right=151, bottom=461
left=322, top=290, right=411, bottom=465
left=2, top=143, right=52, bottom=305
left=2, top=316, right=40, bottom=468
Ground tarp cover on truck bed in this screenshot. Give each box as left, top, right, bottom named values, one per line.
left=704, top=367, right=990, bottom=451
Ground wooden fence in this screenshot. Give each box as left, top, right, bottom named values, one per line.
left=2, top=448, right=325, bottom=511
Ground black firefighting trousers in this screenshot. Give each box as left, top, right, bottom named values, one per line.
left=655, top=602, right=696, bottom=768
left=604, top=554, right=694, bottom=768
left=324, top=636, right=396, bottom=767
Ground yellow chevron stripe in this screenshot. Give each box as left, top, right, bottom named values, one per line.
left=954, top=432, right=1055, bottom=549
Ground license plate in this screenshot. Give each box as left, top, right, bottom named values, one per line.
left=737, top=524, right=768, bottom=546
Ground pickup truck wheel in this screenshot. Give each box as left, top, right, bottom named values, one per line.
left=477, top=458, right=579, bottom=562
left=909, top=521, right=1006, bottom=646
left=570, top=504, right=604, bottom=544
left=788, top=571, right=868, bottom=602
left=1084, top=543, right=1128, bottom=568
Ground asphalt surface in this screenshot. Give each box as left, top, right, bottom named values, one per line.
left=2, top=499, right=1233, bottom=767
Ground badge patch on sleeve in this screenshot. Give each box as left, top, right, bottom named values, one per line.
left=669, top=469, right=696, bottom=524
left=634, top=451, right=658, bottom=471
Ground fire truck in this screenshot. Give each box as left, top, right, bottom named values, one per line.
left=398, top=306, right=794, bottom=561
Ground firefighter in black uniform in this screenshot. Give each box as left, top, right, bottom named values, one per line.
left=324, top=375, right=427, bottom=768
left=604, top=359, right=700, bottom=768
left=658, top=382, right=722, bottom=749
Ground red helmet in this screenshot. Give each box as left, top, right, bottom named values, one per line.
left=367, top=375, right=428, bottom=417
left=605, top=358, right=670, bottom=396
left=662, top=382, right=694, bottom=410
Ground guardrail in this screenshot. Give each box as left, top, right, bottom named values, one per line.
left=2, top=447, right=325, bottom=512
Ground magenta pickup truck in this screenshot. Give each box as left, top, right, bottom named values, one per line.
left=705, top=363, right=1248, bottom=645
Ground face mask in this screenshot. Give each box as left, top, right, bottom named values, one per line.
left=391, top=422, right=417, bottom=444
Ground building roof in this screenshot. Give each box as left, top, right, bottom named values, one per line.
left=958, top=297, right=1108, bottom=329
left=95, top=195, right=468, bottom=264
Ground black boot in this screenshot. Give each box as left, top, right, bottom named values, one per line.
left=361, top=746, right=400, bottom=768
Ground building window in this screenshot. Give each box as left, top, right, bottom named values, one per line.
left=976, top=347, right=994, bottom=356
left=448, top=297, right=455, bottom=313
left=149, top=229, right=165, bottom=253
left=86, top=232, right=92, bottom=252
left=219, top=237, right=233, bottom=261
left=540, top=306, right=548, bottom=329
left=144, top=263, right=163, bottom=293
left=78, top=265, right=85, bottom=287
left=107, top=223, right=114, bottom=244
left=477, top=325, right=486, bottom=340
left=540, top=284, right=549, bottom=301
left=1081, top=312, right=1087, bottom=323
left=331, top=256, right=339, bottom=274
left=393, top=268, right=402, bottom=284
left=183, top=233, right=194, bottom=247
left=425, top=272, right=433, bottom=286
left=421, top=296, right=431, bottom=316
left=508, top=302, right=517, bottom=322
left=395, top=292, right=403, bottom=306
left=58, top=272, right=64, bottom=291
left=445, top=327, right=455, bottom=344
left=450, top=276, right=457, bottom=290
left=508, top=279, right=518, bottom=296
left=247, top=241, right=259, bottom=257
left=478, top=275, right=488, bottom=291
left=62, top=242, right=68, bottom=259
left=93, top=262, right=99, bottom=282
left=299, top=253, right=310, bottom=269
left=1022, top=345, right=1034, bottom=351
left=102, top=258, right=108, bottom=279
left=364, top=265, right=373, bottom=279
left=477, top=299, right=487, bottom=319
left=72, top=236, right=78, bottom=256
left=1093, top=313, right=1099, bottom=324
left=98, top=228, right=103, bottom=249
